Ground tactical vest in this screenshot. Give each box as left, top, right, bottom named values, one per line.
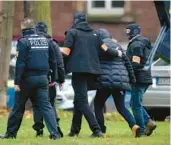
left=24, top=34, right=50, bottom=72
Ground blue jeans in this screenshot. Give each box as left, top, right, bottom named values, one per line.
left=131, top=85, right=151, bottom=134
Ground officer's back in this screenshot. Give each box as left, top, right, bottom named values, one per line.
left=64, top=17, right=102, bottom=74
left=15, top=22, right=56, bottom=86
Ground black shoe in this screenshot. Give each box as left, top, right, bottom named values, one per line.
left=68, top=132, right=79, bottom=137
left=58, top=126, right=63, bottom=138
left=145, top=121, right=157, bottom=136
left=36, top=129, right=43, bottom=137
left=0, top=133, right=16, bottom=139
left=91, top=131, right=104, bottom=138
left=49, top=134, right=61, bottom=140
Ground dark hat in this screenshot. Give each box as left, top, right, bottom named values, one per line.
left=73, top=12, right=87, bottom=24
left=36, top=21, right=48, bottom=34
left=96, top=28, right=112, bottom=40
left=126, top=24, right=141, bottom=39
left=126, top=24, right=140, bottom=34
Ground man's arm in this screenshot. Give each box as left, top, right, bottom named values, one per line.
left=98, top=35, right=122, bottom=57
left=48, top=41, right=57, bottom=82
left=101, top=44, right=122, bottom=57
left=122, top=52, right=136, bottom=84
left=52, top=41, right=65, bottom=83
left=130, top=43, right=144, bottom=70
left=61, top=30, right=75, bottom=56
left=14, top=40, right=27, bottom=86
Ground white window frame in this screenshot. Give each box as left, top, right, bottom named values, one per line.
left=87, top=0, right=125, bottom=15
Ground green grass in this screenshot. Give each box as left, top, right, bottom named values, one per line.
left=0, top=111, right=170, bottom=145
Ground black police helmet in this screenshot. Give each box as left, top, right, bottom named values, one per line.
left=73, top=12, right=87, bottom=25
left=36, top=21, right=48, bottom=34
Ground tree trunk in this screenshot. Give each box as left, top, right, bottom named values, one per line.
left=0, top=1, right=15, bottom=108
left=30, top=1, right=52, bottom=35
left=24, top=0, right=30, bottom=18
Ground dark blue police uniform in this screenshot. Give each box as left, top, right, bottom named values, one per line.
left=1, top=28, right=61, bottom=139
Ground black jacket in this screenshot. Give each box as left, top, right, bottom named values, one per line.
left=126, top=35, right=152, bottom=85
left=98, top=38, right=136, bottom=91
left=64, top=22, right=103, bottom=74
left=39, top=33, right=65, bottom=83
left=15, top=29, right=56, bottom=85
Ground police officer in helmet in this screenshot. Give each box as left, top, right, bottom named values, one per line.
left=0, top=18, right=61, bottom=140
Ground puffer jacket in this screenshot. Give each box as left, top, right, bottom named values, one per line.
left=97, top=29, right=136, bottom=91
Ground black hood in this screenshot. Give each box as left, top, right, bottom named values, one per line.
left=126, top=24, right=141, bottom=40
left=75, top=22, right=93, bottom=32
left=36, top=22, right=48, bottom=34
left=37, top=31, right=51, bottom=38
left=37, top=31, right=58, bottom=43
left=73, top=12, right=87, bottom=25
left=97, top=28, right=111, bottom=40
left=133, top=35, right=151, bottom=50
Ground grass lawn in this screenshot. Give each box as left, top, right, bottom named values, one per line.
left=0, top=111, right=169, bottom=145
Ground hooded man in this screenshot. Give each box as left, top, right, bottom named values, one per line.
left=62, top=12, right=122, bottom=137
left=126, top=24, right=157, bottom=137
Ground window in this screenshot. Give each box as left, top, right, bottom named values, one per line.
left=87, top=0, right=125, bottom=15
left=92, top=1, right=105, bottom=8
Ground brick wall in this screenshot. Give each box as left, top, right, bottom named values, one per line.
left=131, top=1, right=160, bottom=42
left=12, top=1, right=160, bottom=42
left=13, top=1, right=24, bottom=38
left=90, top=1, right=161, bottom=42
left=51, top=1, right=76, bottom=38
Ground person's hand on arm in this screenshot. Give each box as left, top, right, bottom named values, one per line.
left=101, top=43, right=123, bottom=57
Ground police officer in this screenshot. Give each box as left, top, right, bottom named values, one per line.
left=62, top=12, right=122, bottom=137
left=0, top=18, right=61, bottom=140
left=126, top=24, right=157, bottom=137
left=31, top=22, right=64, bottom=137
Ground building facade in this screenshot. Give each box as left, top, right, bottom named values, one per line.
left=13, top=1, right=160, bottom=43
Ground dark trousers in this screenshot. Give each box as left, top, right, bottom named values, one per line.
left=31, top=85, right=60, bottom=131
left=6, top=76, right=59, bottom=136
left=70, top=73, right=101, bottom=134
left=94, top=88, right=136, bottom=133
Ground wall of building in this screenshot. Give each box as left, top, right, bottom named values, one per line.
left=90, top=1, right=160, bottom=42
left=12, top=1, right=160, bottom=42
